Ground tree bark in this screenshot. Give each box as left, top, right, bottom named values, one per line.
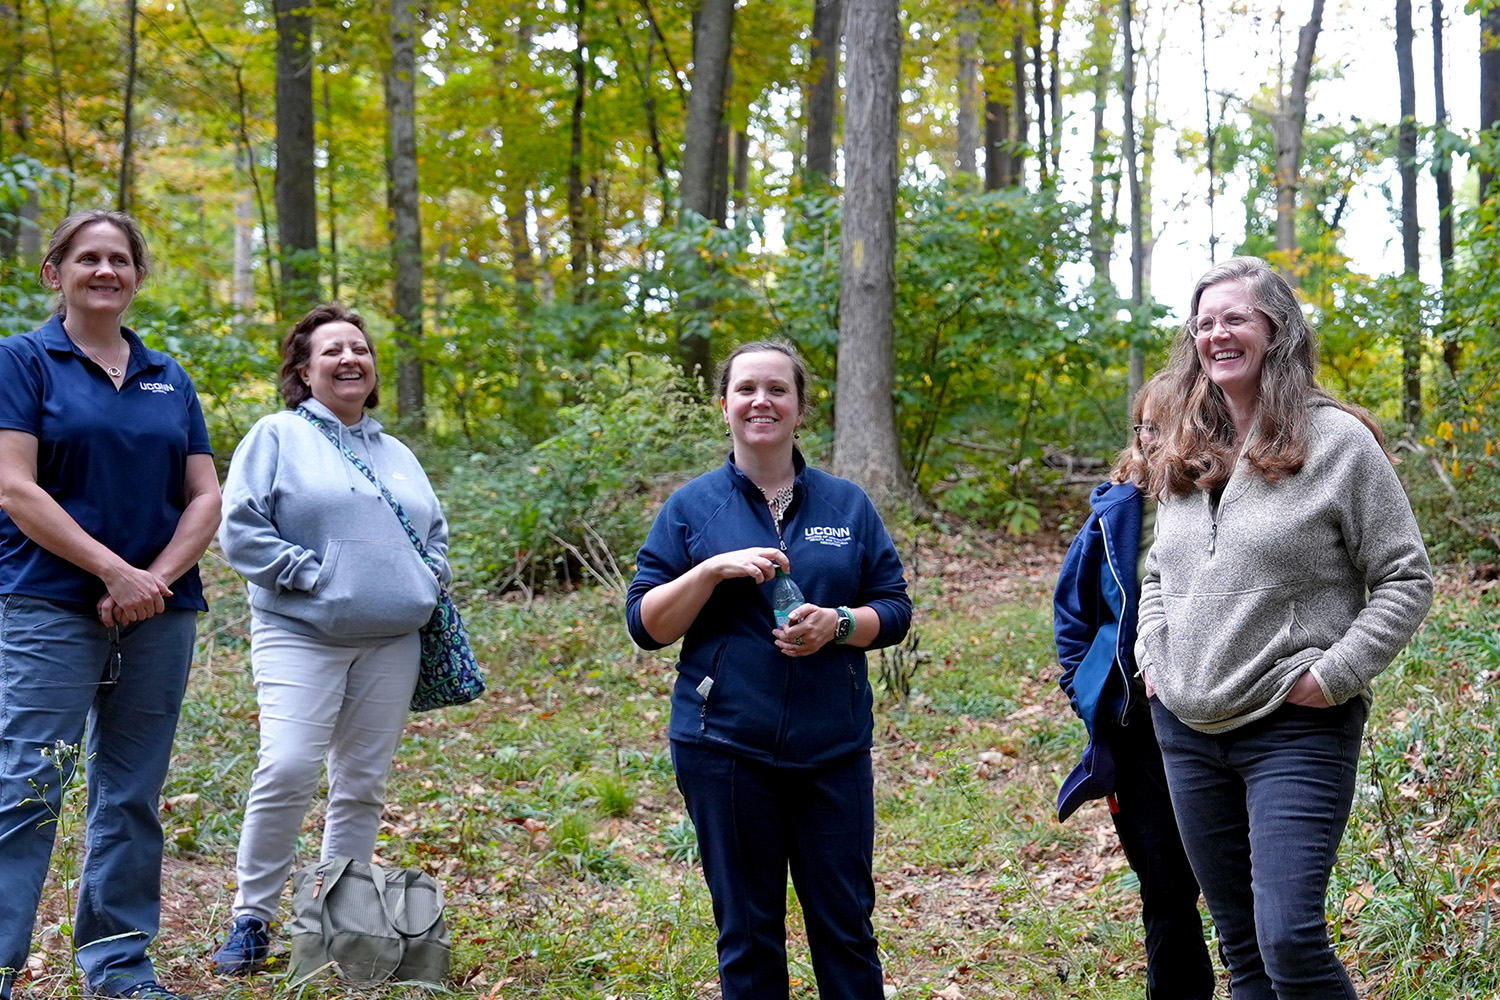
left=1011, top=27, right=1028, bottom=186
left=1396, top=0, right=1420, bottom=429
left=385, top=0, right=424, bottom=423
left=805, top=0, right=843, bottom=186
left=1087, top=2, right=1115, bottom=282
left=956, top=1, right=978, bottom=177
left=1273, top=0, right=1325, bottom=268
left=1030, top=1, right=1046, bottom=187
left=323, top=64, right=340, bottom=303
left=275, top=0, right=318, bottom=318
left=983, top=91, right=1012, bottom=191
left=1199, top=0, right=1218, bottom=264
left=569, top=0, right=590, bottom=303
left=677, top=0, right=735, bottom=379
left=1433, top=0, right=1457, bottom=376
left=118, top=0, right=137, bottom=214
left=1122, top=0, right=1144, bottom=408
left=1482, top=3, right=1500, bottom=200
left=1047, top=0, right=1062, bottom=180
left=834, top=0, right=909, bottom=501
left=732, top=129, right=750, bottom=222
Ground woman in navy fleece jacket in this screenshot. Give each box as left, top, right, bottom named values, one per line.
left=626, top=341, right=910, bottom=1000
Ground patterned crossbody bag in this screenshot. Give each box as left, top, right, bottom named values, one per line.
left=297, top=406, right=485, bottom=711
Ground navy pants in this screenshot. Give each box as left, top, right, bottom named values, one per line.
left=1104, top=704, right=1216, bottom=1000
left=672, top=741, right=883, bottom=1000
left=0, top=596, right=196, bottom=999
left=1152, top=698, right=1366, bottom=1000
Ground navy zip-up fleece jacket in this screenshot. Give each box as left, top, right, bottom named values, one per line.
left=1052, top=480, right=1142, bottom=819
left=626, top=452, right=912, bottom=768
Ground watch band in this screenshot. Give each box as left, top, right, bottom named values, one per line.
left=834, top=606, right=854, bottom=643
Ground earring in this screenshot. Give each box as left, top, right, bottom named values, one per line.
left=724, top=426, right=731, bottom=437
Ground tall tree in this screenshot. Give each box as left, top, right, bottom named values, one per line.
left=1396, top=0, right=1421, bottom=428
left=275, top=0, right=318, bottom=318
left=386, top=0, right=424, bottom=422
left=805, top=0, right=843, bottom=186
left=834, top=0, right=909, bottom=499
left=569, top=0, right=590, bottom=301
left=1122, top=0, right=1144, bottom=406
left=1086, top=1, right=1116, bottom=282
left=955, top=1, right=979, bottom=177
left=1273, top=0, right=1325, bottom=269
left=677, top=0, right=735, bottom=379
left=118, top=0, right=138, bottom=213
left=1482, top=2, right=1500, bottom=200
left=1199, top=0, right=1218, bottom=264
left=1433, top=0, right=1458, bottom=375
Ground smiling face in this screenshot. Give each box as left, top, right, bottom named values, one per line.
left=720, top=350, right=804, bottom=455
left=300, top=320, right=377, bottom=424
left=42, top=221, right=140, bottom=321
left=1193, top=278, right=1272, bottom=409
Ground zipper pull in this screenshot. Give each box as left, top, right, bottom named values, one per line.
left=1209, top=521, right=1218, bottom=555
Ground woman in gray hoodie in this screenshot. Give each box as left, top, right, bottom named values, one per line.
left=1136, top=257, right=1432, bottom=1000
left=210, top=303, right=450, bottom=975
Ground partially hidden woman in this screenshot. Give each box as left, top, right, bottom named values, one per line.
left=1053, top=376, right=1214, bottom=1000
left=0, top=211, right=222, bottom=1000
left=625, top=341, right=912, bottom=1000
left=1136, top=256, right=1433, bottom=1000
left=210, top=303, right=450, bottom=974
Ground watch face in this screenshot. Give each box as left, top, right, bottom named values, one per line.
left=836, top=612, right=852, bottom=640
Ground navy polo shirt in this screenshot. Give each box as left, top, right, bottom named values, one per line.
left=0, top=315, right=212, bottom=611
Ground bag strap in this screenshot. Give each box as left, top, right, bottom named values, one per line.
left=368, top=862, right=447, bottom=939
left=295, top=406, right=443, bottom=586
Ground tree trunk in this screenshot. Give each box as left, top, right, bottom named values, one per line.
left=983, top=91, right=1012, bottom=191
left=732, top=129, right=750, bottom=221
left=1030, top=2, right=1046, bottom=187
left=711, top=66, right=732, bottom=225
left=275, top=0, right=318, bottom=319
left=1122, top=0, right=1144, bottom=409
left=323, top=64, right=339, bottom=303
left=834, top=0, right=909, bottom=501
left=677, top=0, right=735, bottom=379
left=569, top=0, right=590, bottom=303
left=504, top=184, right=536, bottom=314
left=233, top=146, right=256, bottom=319
left=40, top=0, right=76, bottom=212
left=1434, top=0, right=1457, bottom=376
left=1396, top=0, right=1420, bottom=429
left=805, top=0, right=843, bottom=187
left=118, top=0, right=137, bottom=214
left=1047, top=0, right=1062, bottom=180
left=1011, top=28, right=1028, bottom=186
left=1273, top=0, right=1325, bottom=268
left=1199, top=0, right=1218, bottom=264
left=1482, top=3, right=1500, bottom=201
left=956, top=2, right=978, bottom=177
left=1087, top=2, right=1115, bottom=282
left=385, top=0, right=424, bottom=423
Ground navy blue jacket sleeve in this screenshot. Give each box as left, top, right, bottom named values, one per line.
left=853, top=494, right=911, bottom=649
left=1054, top=515, right=1102, bottom=717
left=625, top=494, right=688, bottom=651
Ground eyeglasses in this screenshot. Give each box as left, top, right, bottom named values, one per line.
left=1132, top=422, right=1159, bottom=436
left=1189, top=309, right=1262, bottom=338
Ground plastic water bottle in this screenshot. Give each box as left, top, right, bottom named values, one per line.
left=772, top=567, right=805, bottom=628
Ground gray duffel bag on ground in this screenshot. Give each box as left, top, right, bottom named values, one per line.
left=289, top=856, right=451, bottom=985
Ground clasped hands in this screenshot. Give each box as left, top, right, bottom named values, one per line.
left=97, top=562, right=173, bottom=627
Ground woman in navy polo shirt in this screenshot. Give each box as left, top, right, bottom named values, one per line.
left=626, top=341, right=912, bottom=1000
left=0, top=211, right=221, bottom=1000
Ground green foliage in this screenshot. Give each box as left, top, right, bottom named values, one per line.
left=440, top=352, right=720, bottom=594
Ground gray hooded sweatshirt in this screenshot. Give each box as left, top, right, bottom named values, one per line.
left=1136, top=401, right=1432, bottom=734
left=219, top=398, right=451, bottom=643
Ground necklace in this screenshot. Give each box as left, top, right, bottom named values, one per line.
left=74, top=337, right=129, bottom=378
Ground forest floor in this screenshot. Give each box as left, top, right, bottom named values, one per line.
left=18, top=521, right=1500, bottom=999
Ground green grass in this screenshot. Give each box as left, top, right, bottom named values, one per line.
left=17, top=537, right=1500, bottom=998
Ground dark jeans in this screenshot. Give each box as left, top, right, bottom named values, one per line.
left=1152, top=697, right=1366, bottom=1000
left=1105, top=705, right=1216, bottom=1000
left=672, top=740, right=882, bottom=1000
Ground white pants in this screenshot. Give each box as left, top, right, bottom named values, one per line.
left=232, top=615, right=420, bottom=921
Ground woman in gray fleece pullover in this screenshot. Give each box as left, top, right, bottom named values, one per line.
left=210, top=304, right=451, bottom=975
left=1136, top=257, right=1431, bottom=1000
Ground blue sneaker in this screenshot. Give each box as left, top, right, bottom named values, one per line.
left=90, top=982, right=194, bottom=999
left=210, top=914, right=270, bottom=975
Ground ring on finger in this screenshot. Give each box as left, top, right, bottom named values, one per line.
left=794, top=636, right=804, bottom=646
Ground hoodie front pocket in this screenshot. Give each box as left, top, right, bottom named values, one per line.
left=298, top=539, right=439, bottom=637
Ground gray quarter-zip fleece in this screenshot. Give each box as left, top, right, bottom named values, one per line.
left=219, top=398, right=451, bottom=642
left=1135, top=401, right=1432, bottom=734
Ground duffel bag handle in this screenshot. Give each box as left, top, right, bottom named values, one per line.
left=368, top=862, right=447, bottom=940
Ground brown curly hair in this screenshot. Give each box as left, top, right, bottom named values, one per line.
left=278, top=303, right=380, bottom=411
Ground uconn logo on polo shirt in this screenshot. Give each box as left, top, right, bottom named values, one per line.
left=803, top=525, right=852, bottom=547
left=138, top=381, right=176, bottom=394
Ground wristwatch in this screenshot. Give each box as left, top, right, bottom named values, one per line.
left=833, top=606, right=854, bottom=644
